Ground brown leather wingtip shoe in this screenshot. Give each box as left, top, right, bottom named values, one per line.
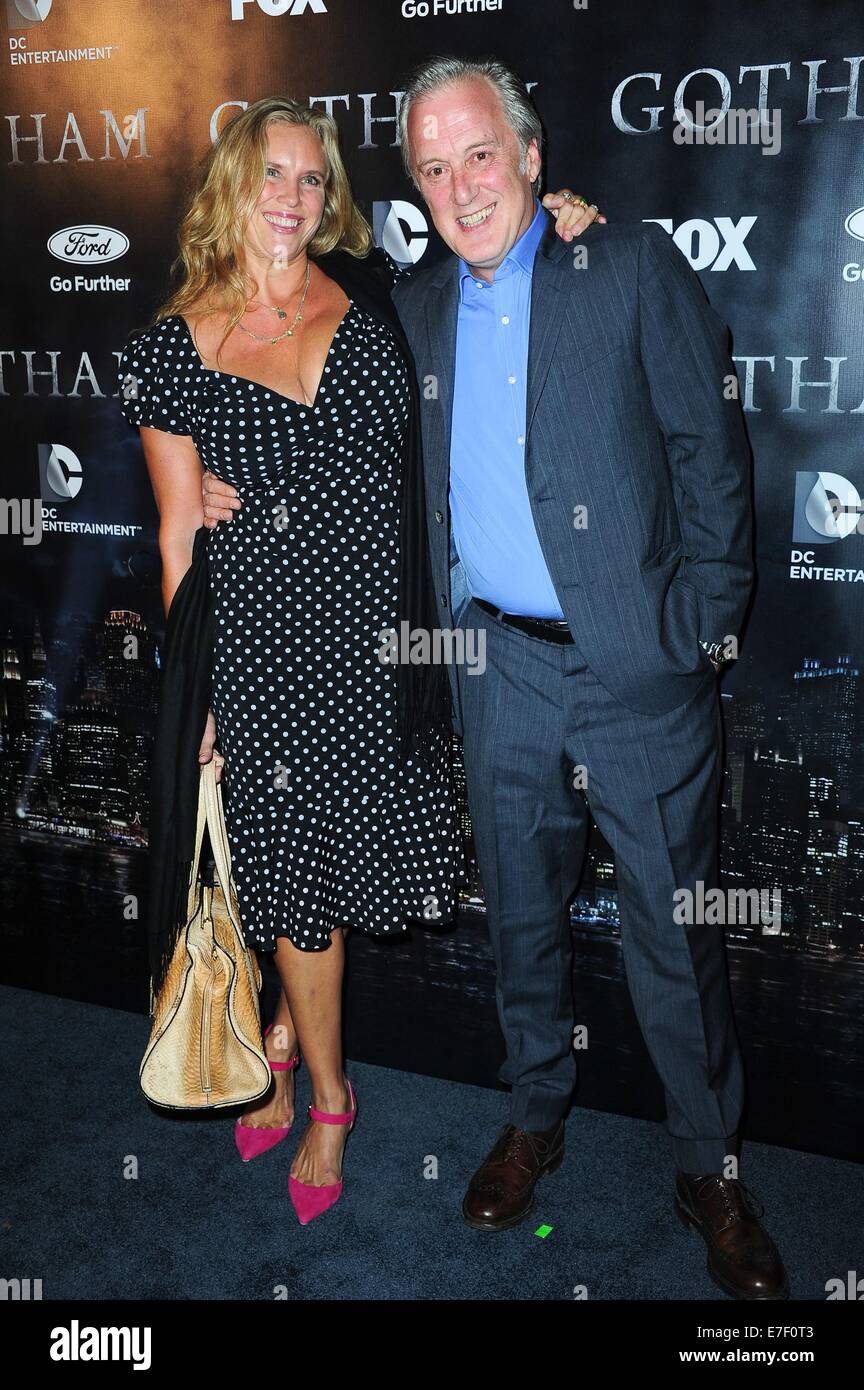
left=675, top=1172, right=790, bottom=1300
left=462, top=1120, right=566, bottom=1232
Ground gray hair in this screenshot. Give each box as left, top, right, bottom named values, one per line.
left=397, top=54, right=543, bottom=192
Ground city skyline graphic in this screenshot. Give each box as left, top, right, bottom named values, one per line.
left=2, top=599, right=863, bottom=1160
left=2, top=605, right=862, bottom=963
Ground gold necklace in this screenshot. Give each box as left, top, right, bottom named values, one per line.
left=238, top=263, right=311, bottom=344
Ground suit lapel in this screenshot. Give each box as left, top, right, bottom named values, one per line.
left=423, top=255, right=460, bottom=501
left=526, top=213, right=571, bottom=439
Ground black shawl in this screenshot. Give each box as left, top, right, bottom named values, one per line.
left=145, top=245, right=453, bottom=1002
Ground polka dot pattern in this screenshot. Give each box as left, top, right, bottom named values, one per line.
left=118, top=307, right=462, bottom=951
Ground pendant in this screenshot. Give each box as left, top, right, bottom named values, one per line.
left=276, top=309, right=287, bottom=320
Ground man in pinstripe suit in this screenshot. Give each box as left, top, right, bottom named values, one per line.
left=391, top=55, right=788, bottom=1300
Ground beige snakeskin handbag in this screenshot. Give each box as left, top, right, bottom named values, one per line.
left=140, top=757, right=271, bottom=1110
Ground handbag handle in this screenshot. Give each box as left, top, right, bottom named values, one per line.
left=185, top=762, right=211, bottom=922
left=200, top=757, right=247, bottom=953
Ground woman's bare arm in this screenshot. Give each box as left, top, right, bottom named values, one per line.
left=139, top=425, right=205, bottom=618
left=139, top=424, right=225, bottom=777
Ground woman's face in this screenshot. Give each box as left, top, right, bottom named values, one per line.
left=245, top=121, right=328, bottom=268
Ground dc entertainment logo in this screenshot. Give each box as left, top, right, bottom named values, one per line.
left=373, top=201, right=428, bottom=268
left=792, top=472, right=861, bottom=545
left=39, top=443, right=83, bottom=504
left=790, top=472, right=864, bottom=584
left=6, top=0, right=53, bottom=25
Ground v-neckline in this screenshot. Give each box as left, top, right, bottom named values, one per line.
left=176, top=299, right=354, bottom=411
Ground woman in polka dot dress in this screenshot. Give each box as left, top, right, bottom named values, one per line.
left=116, top=97, right=468, bottom=1224
left=118, top=96, right=598, bottom=1224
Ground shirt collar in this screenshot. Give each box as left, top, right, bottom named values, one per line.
left=457, top=198, right=546, bottom=299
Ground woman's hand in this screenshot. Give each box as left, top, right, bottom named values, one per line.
left=198, top=708, right=224, bottom=782
left=202, top=469, right=242, bottom=530
left=542, top=190, right=607, bottom=241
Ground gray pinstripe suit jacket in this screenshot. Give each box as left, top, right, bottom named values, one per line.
left=391, top=210, right=754, bottom=734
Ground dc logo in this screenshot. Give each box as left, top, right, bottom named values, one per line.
left=793, top=472, right=862, bottom=545
left=373, top=201, right=429, bottom=268
left=643, top=216, right=757, bottom=270
left=39, top=443, right=83, bottom=502
left=12, top=0, right=53, bottom=21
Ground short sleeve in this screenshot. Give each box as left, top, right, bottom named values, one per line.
left=117, top=325, right=192, bottom=436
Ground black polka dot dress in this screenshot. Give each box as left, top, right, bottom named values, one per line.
left=118, top=303, right=462, bottom=952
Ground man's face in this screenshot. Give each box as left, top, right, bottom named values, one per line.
left=407, top=77, right=541, bottom=279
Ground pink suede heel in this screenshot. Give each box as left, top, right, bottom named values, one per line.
left=288, top=1078, right=357, bottom=1224
left=234, top=1022, right=300, bottom=1163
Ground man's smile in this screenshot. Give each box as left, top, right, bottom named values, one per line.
left=456, top=202, right=497, bottom=230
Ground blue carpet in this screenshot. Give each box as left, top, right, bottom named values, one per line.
left=2, top=985, right=860, bottom=1301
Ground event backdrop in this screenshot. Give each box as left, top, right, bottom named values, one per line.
left=1, top=0, right=862, bottom=1161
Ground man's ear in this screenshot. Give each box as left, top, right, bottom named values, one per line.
left=525, top=137, right=542, bottom=186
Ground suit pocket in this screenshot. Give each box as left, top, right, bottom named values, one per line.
left=666, top=567, right=708, bottom=669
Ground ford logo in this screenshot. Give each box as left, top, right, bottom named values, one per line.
left=845, top=207, right=864, bottom=243
left=47, top=225, right=129, bottom=264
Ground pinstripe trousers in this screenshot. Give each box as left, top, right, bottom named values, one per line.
left=455, top=597, right=745, bottom=1174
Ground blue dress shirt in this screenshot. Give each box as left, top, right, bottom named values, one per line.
left=449, top=197, right=565, bottom=619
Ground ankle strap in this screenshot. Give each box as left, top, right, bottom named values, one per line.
left=264, top=1022, right=300, bottom=1071
left=308, top=1078, right=355, bottom=1125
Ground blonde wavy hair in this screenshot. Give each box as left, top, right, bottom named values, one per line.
left=154, top=96, right=372, bottom=364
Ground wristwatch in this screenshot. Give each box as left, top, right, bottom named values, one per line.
left=699, top=639, right=729, bottom=671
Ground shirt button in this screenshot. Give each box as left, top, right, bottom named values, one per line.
left=517, top=436, right=525, bottom=445
left=501, top=315, right=510, bottom=325
left=508, top=375, right=516, bottom=384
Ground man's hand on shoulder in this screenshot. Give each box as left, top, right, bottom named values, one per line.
left=202, top=469, right=241, bottom=529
